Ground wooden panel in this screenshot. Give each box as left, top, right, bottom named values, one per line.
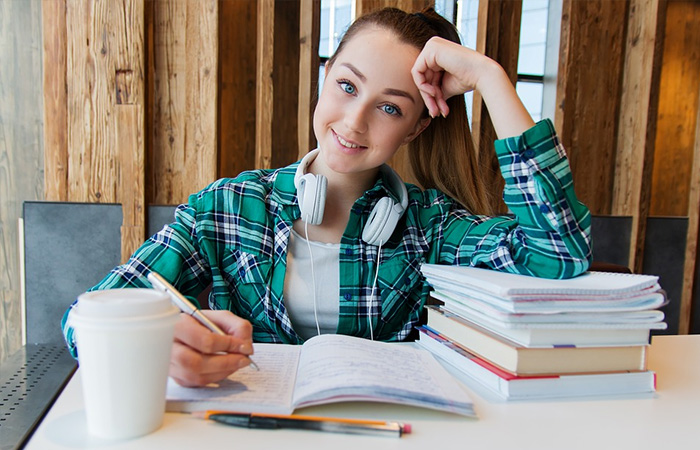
left=256, top=0, right=274, bottom=170
left=117, top=105, right=145, bottom=262
left=42, top=0, right=68, bottom=202
left=150, top=0, right=218, bottom=204
left=472, top=0, right=522, bottom=213
left=0, top=0, right=44, bottom=362
left=653, top=0, right=700, bottom=334
left=150, top=0, right=187, bottom=204
left=272, top=0, right=302, bottom=168
left=66, top=0, right=119, bottom=203
left=219, top=0, right=257, bottom=178
left=650, top=1, right=700, bottom=216
left=681, top=71, right=700, bottom=334
left=613, top=0, right=666, bottom=273
left=64, top=0, right=146, bottom=258
left=184, top=0, right=218, bottom=195
left=298, top=0, right=321, bottom=160
left=555, top=0, right=628, bottom=216
left=114, top=1, right=146, bottom=262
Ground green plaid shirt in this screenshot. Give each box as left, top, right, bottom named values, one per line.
left=62, top=119, right=591, bottom=354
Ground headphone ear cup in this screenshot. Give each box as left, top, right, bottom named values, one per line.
left=362, top=197, right=401, bottom=246
left=298, top=173, right=327, bottom=225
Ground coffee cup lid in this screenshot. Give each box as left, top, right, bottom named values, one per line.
left=73, top=288, right=176, bottom=319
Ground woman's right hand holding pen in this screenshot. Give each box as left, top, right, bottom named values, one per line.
left=170, top=310, right=254, bottom=387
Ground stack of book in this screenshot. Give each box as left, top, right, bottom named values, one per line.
left=417, top=264, right=667, bottom=401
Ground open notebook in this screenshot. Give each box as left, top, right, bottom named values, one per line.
left=166, top=334, right=475, bottom=417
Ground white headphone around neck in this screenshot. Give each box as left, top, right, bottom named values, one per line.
left=294, top=149, right=408, bottom=246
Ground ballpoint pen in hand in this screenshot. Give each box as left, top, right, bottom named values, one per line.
left=146, top=271, right=259, bottom=371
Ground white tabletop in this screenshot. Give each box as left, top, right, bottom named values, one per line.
left=24, top=334, right=700, bottom=450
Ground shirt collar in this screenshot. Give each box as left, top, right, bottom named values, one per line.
left=269, top=162, right=300, bottom=207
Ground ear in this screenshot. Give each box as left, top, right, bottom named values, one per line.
left=324, top=61, right=330, bottom=77
left=403, top=117, right=431, bottom=144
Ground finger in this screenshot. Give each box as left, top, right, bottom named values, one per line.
left=202, top=310, right=254, bottom=342
left=174, top=313, right=253, bottom=355
left=426, top=72, right=449, bottom=118
left=418, top=91, right=439, bottom=118
left=437, top=96, right=450, bottom=118
left=413, top=69, right=441, bottom=118
left=170, top=342, right=252, bottom=387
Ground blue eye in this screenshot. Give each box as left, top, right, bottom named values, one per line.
left=339, top=81, right=356, bottom=95
left=382, top=104, right=401, bottom=116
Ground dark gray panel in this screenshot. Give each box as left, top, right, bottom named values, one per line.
left=23, top=202, right=122, bottom=345
left=590, top=215, right=632, bottom=268
left=642, top=217, right=688, bottom=336
left=147, top=204, right=177, bottom=238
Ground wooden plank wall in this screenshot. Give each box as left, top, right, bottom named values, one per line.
left=556, top=0, right=699, bottom=332
left=613, top=0, right=666, bottom=274
left=44, top=0, right=149, bottom=263
left=149, top=0, right=218, bottom=205
left=556, top=0, right=629, bottom=217
left=650, top=1, right=700, bottom=217
left=298, top=0, right=321, bottom=161
left=219, top=0, right=258, bottom=178
left=2, top=0, right=700, bottom=361
left=653, top=1, right=700, bottom=334
left=0, top=0, right=44, bottom=362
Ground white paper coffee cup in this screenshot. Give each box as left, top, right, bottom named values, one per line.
left=68, top=288, right=179, bottom=440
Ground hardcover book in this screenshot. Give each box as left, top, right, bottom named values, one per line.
left=426, top=306, right=648, bottom=375
left=417, top=326, right=656, bottom=401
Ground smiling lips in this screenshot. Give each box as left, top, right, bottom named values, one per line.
left=334, top=130, right=365, bottom=151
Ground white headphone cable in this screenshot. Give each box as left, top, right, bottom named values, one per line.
left=304, top=221, right=322, bottom=336
left=368, top=241, right=383, bottom=341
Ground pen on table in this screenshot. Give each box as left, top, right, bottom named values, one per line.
left=192, top=411, right=411, bottom=438
left=146, top=271, right=260, bottom=371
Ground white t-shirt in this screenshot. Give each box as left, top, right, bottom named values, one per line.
left=283, top=228, right=340, bottom=339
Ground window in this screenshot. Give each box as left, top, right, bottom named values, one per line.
left=516, top=0, right=549, bottom=121
left=445, top=0, right=549, bottom=122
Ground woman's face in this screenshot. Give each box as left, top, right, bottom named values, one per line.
left=312, top=27, right=429, bottom=177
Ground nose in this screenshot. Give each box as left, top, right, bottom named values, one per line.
left=344, top=102, right=369, bottom=134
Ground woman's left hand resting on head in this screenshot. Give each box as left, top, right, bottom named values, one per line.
left=411, top=36, right=535, bottom=139
left=169, top=310, right=254, bottom=387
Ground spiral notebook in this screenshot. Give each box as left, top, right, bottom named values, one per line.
left=420, top=265, right=660, bottom=301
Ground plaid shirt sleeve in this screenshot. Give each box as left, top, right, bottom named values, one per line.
left=61, top=189, right=217, bottom=357
left=438, top=119, right=592, bottom=279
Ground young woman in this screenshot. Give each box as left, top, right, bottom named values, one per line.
left=62, top=8, right=591, bottom=387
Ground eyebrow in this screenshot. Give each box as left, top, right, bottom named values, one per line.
left=340, top=63, right=416, bottom=104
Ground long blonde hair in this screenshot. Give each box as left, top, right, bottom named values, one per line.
left=328, top=7, right=493, bottom=215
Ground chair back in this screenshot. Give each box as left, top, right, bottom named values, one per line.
left=23, top=201, right=122, bottom=344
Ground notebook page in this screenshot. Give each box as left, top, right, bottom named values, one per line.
left=166, top=343, right=301, bottom=414
left=291, top=334, right=474, bottom=416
